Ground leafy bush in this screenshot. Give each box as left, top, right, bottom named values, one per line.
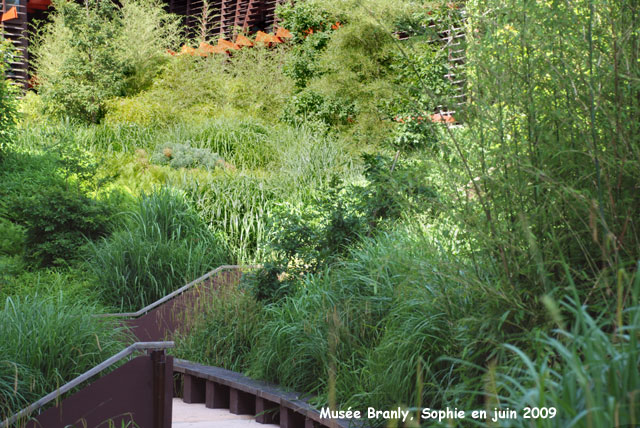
left=254, top=153, right=437, bottom=282
left=88, top=187, right=229, bottom=310
left=281, top=89, right=355, bottom=127
left=392, top=41, right=454, bottom=114
left=182, top=174, right=276, bottom=263
left=0, top=294, right=128, bottom=419
left=105, top=47, right=293, bottom=126
left=438, top=0, right=640, bottom=305
left=247, top=223, right=510, bottom=412
left=0, top=40, right=18, bottom=157
left=0, top=266, right=100, bottom=304
left=0, top=218, right=25, bottom=257
left=276, top=0, right=336, bottom=39
left=0, top=151, right=116, bottom=267
left=388, top=115, right=439, bottom=151
left=32, top=0, right=179, bottom=122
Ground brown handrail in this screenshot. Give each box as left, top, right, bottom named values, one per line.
left=98, top=264, right=260, bottom=319
left=0, top=341, right=175, bottom=428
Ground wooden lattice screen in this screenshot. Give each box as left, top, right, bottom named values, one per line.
left=429, top=9, right=467, bottom=119
left=168, top=0, right=285, bottom=39
left=1, top=0, right=29, bottom=87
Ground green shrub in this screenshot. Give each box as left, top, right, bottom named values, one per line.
left=105, top=47, right=293, bottom=126
left=0, top=151, right=115, bottom=267
left=0, top=39, right=18, bottom=157
left=281, top=89, right=355, bottom=127
left=0, top=266, right=100, bottom=304
left=32, top=0, right=179, bottom=122
left=0, top=294, right=128, bottom=419
left=182, top=174, right=276, bottom=263
left=0, top=218, right=25, bottom=257
left=276, top=0, right=336, bottom=40
left=165, top=118, right=276, bottom=170
left=247, top=223, right=511, bottom=411
left=88, top=187, right=229, bottom=311
left=150, top=142, right=225, bottom=171
left=32, top=0, right=126, bottom=122
left=240, top=262, right=295, bottom=303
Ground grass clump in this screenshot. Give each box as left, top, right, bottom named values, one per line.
left=173, top=288, right=264, bottom=373
left=0, top=294, right=128, bottom=419
left=480, top=268, right=640, bottom=427
left=88, top=187, right=229, bottom=311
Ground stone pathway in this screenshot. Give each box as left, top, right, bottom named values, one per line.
left=172, top=398, right=279, bottom=428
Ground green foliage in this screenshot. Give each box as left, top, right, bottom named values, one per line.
left=117, top=0, right=182, bottom=94
left=389, top=115, right=439, bottom=151
left=182, top=174, right=274, bottom=263
left=440, top=0, right=640, bottom=304
left=240, top=262, right=295, bottom=303
left=282, top=89, right=355, bottom=127
left=392, top=41, right=455, bottom=114
left=0, top=151, right=116, bottom=267
left=275, top=0, right=336, bottom=40
left=247, top=224, right=511, bottom=412
left=165, top=119, right=276, bottom=170
left=0, top=218, right=25, bottom=257
left=105, top=47, right=293, bottom=126
left=174, top=288, right=264, bottom=372
left=12, top=186, right=114, bottom=266
left=88, top=187, right=229, bottom=311
left=0, top=40, right=18, bottom=157
left=483, top=268, right=640, bottom=427
left=32, top=0, right=125, bottom=122
left=0, top=294, right=127, bottom=419
left=150, top=142, right=225, bottom=171
left=32, top=0, right=179, bottom=122
left=0, top=266, right=100, bottom=304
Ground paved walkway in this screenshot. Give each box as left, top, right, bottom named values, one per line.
left=172, top=398, right=279, bottom=428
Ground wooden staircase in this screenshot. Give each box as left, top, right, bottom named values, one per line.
left=1, top=0, right=28, bottom=88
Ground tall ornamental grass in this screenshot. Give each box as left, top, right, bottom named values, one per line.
left=0, top=294, right=128, bottom=419
left=246, top=223, right=511, bottom=411
left=436, top=0, right=640, bottom=307
left=481, top=266, right=640, bottom=427
left=88, top=187, right=229, bottom=311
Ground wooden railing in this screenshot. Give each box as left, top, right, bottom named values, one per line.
left=99, top=264, right=259, bottom=342
left=1, top=342, right=175, bottom=428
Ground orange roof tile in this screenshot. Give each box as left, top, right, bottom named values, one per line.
left=275, top=27, right=293, bottom=39
left=430, top=113, right=456, bottom=123
left=199, top=42, right=216, bottom=54
left=218, top=39, right=240, bottom=50
left=212, top=45, right=230, bottom=55
left=1, top=6, right=18, bottom=22
left=235, top=34, right=254, bottom=47
left=255, top=31, right=282, bottom=45
left=180, top=45, right=196, bottom=55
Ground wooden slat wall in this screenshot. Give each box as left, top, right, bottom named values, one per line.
left=427, top=13, right=467, bottom=117
left=1, top=0, right=29, bottom=87
left=166, top=0, right=285, bottom=39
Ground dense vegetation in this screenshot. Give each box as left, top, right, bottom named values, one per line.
left=1, top=0, right=638, bottom=426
